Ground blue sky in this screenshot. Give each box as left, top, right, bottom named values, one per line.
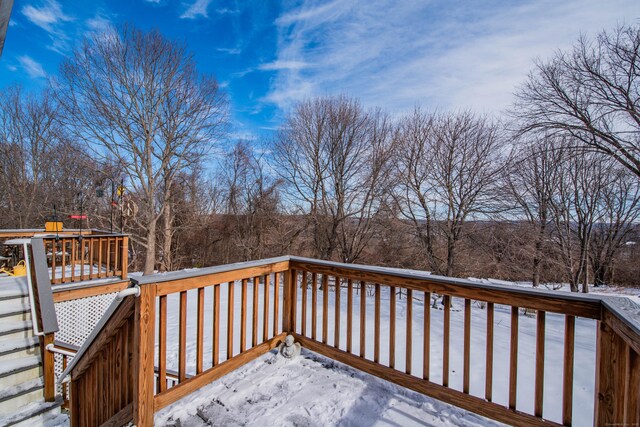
left=1, top=0, right=639, bottom=143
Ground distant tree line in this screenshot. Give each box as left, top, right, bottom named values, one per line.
left=0, top=24, right=638, bottom=290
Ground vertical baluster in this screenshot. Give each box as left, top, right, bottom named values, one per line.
left=97, top=238, right=103, bottom=278
left=390, top=286, right=396, bottom=369
left=360, top=281, right=366, bottom=358
left=509, top=306, right=519, bottom=410
left=563, top=315, right=575, bottom=425
left=61, top=238, right=67, bottom=282
left=196, top=287, right=204, bottom=374
left=179, top=291, right=187, bottom=382
left=312, top=273, right=317, bottom=340
left=535, top=310, right=546, bottom=418
left=106, top=238, right=111, bottom=277
left=263, top=274, right=270, bottom=341
left=62, top=355, right=68, bottom=402
left=406, top=289, right=412, bottom=375
left=443, top=295, right=450, bottom=387
left=291, top=269, right=298, bottom=333
left=486, top=302, right=494, bottom=401
left=240, top=279, right=247, bottom=353
left=158, top=295, right=167, bottom=392
left=273, top=273, right=280, bottom=335
left=374, top=283, right=381, bottom=363
left=51, top=240, right=57, bottom=284
left=322, top=274, right=329, bottom=344
left=334, top=277, right=341, bottom=349
left=301, top=272, right=307, bottom=336
left=227, top=281, right=234, bottom=359
left=423, top=291, right=430, bottom=381
left=347, top=279, right=353, bottom=353
left=80, top=238, right=85, bottom=280
left=71, top=238, right=76, bottom=282
left=252, top=276, right=259, bottom=347
left=113, top=237, right=118, bottom=276
left=89, top=238, right=94, bottom=278
left=463, top=298, right=471, bottom=394
left=213, top=284, right=220, bottom=366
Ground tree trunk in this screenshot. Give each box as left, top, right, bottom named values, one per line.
left=160, top=197, right=172, bottom=272
left=143, top=216, right=157, bottom=275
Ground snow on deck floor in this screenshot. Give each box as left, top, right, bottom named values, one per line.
left=155, top=349, right=505, bottom=427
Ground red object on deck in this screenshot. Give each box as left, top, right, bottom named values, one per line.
left=69, top=215, right=88, bottom=220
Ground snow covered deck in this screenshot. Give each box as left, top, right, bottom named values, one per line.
left=58, top=256, right=640, bottom=427
left=156, top=349, right=505, bottom=427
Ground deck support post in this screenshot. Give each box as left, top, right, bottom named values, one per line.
left=133, top=284, right=156, bottom=427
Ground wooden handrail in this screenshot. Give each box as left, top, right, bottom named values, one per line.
left=61, top=256, right=640, bottom=427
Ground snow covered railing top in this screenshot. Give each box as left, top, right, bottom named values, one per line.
left=63, top=256, right=640, bottom=427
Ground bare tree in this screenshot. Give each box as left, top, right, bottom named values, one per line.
left=513, top=24, right=640, bottom=177
left=589, top=164, right=640, bottom=285
left=275, top=96, right=394, bottom=263
left=504, top=136, right=563, bottom=287
left=0, top=86, right=65, bottom=227
left=54, top=25, right=228, bottom=274
left=395, top=109, right=504, bottom=276
left=219, top=142, right=287, bottom=261
left=549, top=147, right=609, bottom=292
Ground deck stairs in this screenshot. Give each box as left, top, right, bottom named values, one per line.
left=0, top=276, right=66, bottom=426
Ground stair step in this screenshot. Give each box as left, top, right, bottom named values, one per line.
left=0, top=276, right=29, bottom=301
left=0, top=396, right=63, bottom=427
left=0, top=320, right=33, bottom=341
left=0, top=356, right=42, bottom=389
left=0, top=337, right=40, bottom=362
left=0, top=298, right=29, bottom=320
left=0, top=378, right=44, bottom=416
left=0, top=308, right=31, bottom=323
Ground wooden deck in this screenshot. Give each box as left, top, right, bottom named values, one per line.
left=55, top=256, right=640, bottom=427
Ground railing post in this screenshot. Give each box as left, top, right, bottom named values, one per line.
left=282, top=268, right=295, bottom=333
left=133, top=284, right=156, bottom=427
left=595, top=321, right=627, bottom=425
left=121, top=236, right=128, bottom=280
left=42, top=333, right=55, bottom=401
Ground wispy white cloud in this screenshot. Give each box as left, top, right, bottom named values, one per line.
left=8, top=20, right=17, bottom=27
left=217, top=47, right=242, bottom=55
left=258, top=60, right=311, bottom=71
left=181, top=0, right=214, bottom=19
left=86, top=14, right=113, bottom=33
left=21, top=0, right=74, bottom=54
left=265, top=0, right=640, bottom=116
left=21, top=0, right=73, bottom=33
left=17, top=55, right=47, bottom=79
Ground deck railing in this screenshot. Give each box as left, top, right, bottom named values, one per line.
left=43, top=234, right=128, bottom=284
left=1, top=229, right=128, bottom=285
left=61, top=256, right=640, bottom=427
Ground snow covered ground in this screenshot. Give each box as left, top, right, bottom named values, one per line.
left=154, top=275, right=640, bottom=426
left=155, top=349, right=506, bottom=427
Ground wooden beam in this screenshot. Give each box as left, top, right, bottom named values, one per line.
left=155, top=262, right=289, bottom=296
left=290, top=260, right=601, bottom=319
